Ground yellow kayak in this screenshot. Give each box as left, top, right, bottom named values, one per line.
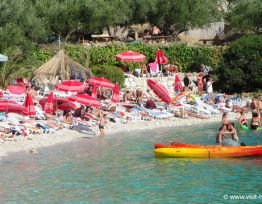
left=154, top=145, right=262, bottom=158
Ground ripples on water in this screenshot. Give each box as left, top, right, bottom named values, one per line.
left=0, top=123, right=261, bottom=203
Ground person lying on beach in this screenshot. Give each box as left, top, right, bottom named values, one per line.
left=135, top=90, right=144, bottom=106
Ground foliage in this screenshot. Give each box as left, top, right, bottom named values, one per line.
left=225, top=0, right=262, bottom=33
left=145, top=0, right=222, bottom=35
left=91, top=65, right=125, bottom=87
left=216, top=35, right=262, bottom=93
left=89, top=42, right=223, bottom=72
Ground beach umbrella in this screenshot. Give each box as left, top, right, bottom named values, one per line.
left=55, top=80, right=87, bottom=93
left=91, top=85, right=97, bottom=98
left=0, top=54, right=8, bottom=62
left=43, top=92, right=54, bottom=113
left=174, top=74, right=183, bottom=93
left=111, top=84, right=120, bottom=103
left=86, top=77, right=115, bottom=89
left=115, top=51, right=146, bottom=62
left=23, top=93, right=36, bottom=117
left=0, top=100, right=26, bottom=114
left=6, top=85, right=26, bottom=95
left=68, top=94, right=102, bottom=108
left=155, top=48, right=168, bottom=65
left=39, top=97, right=76, bottom=110
left=147, top=79, right=171, bottom=104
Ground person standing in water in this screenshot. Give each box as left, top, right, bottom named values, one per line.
left=239, top=111, right=248, bottom=127
left=217, top=113, right=239, bottom=145
left=99, top=113, right=107, bottom=142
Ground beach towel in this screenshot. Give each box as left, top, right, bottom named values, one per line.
left=149, top=62, right=159, bottom=75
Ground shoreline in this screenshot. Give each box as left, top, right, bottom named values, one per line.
left=0, top=112, right=249, bottom=158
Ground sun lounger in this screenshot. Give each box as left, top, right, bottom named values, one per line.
left=146, top=109, right=173, bottom=119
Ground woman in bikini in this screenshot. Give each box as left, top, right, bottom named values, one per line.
left=197, top=72, right=204, bottom=96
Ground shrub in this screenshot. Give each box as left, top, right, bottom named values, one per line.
left=217, top=35, right=262, bottom=93
left=91, top=65, right=125, bottom=87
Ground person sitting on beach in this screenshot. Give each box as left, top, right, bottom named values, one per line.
left=123, top=90, right=133, bottom=102
left=61, top=111, right=74, bottom=125
left=74, top=105, right=86, bottom=118
left=239, top=111, right=248, bottom=127
left=152, top=26, right=161, bottom=36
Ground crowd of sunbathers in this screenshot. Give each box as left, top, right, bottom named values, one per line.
left=0, top=76, right=261, bottom=144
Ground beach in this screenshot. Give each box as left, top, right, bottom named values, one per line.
left=0, top=112, right=249, bottom=158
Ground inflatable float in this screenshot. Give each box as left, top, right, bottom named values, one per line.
left=154, top=144, right=262, bottom=158
left=241, top=125, right=262, bottom=131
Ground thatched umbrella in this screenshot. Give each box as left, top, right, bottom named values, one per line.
left=33, top=50, right=92, bottom=84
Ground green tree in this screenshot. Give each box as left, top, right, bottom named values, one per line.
left=217, top=35, right=262, bottom=93
left=225, top=0, right=262, bottom=33
left=145, top=0, right=222, bottom=35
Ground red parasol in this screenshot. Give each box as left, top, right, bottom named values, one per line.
left=147, top=79, right=171, bottom=104
left=111, top=84, right=120, bottom=103
left=43, top=92, right=54, bottom=114
left=0, top=100, right=26, bottom=114
left=55, top=80, right=87, bottom=93
left=91, top=85, right=97, bottom=98
left=39, top=97, right=76, bottom=111
left=174, top=74, right=183, bottom=93
left=68, top=94, right=102, bottom=108
left=23, top=93, right=36, bottom=117
left=86, top=77, right=115, bottom=89
left=6, top=85, right=26, bottom=95
left=155, top=48, right=168, bottom=65
left=115, top=51, right=146, bottom=62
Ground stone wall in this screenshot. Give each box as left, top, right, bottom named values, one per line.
left=124, top=73, right=198, bottom=94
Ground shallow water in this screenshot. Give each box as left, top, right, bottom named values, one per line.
left=0, top=123, right=261, bottom=203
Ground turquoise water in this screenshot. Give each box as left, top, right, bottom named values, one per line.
left=0, top=123, right=261, bottom=203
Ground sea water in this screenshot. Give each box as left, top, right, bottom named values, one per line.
left=0, top=123, right=261, bottom=203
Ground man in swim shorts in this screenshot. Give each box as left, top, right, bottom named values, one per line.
left=99, top=113, right=107, bottom=142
